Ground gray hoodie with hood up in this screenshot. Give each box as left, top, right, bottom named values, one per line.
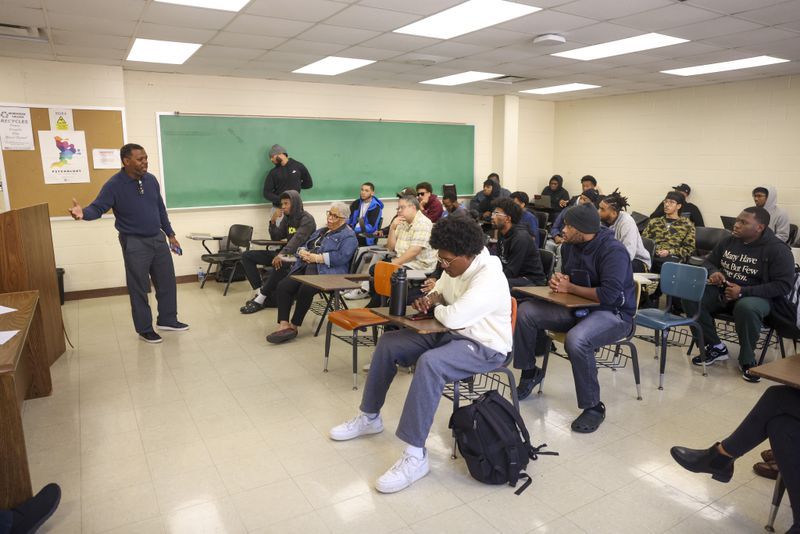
left=759, top=185, right=790, bottom=243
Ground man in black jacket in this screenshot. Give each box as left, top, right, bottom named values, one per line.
left=682, top=207, right=794, bottom=382
left=262, top=144, right=313, bottom=209
left=650, top=183, right=704, bottom=227
left=491, top=198, right=547, bottom=288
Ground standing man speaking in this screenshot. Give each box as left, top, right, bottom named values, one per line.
left=263, top=144, right=313, bottom=215
left=68, top=143, right=188, bottom=343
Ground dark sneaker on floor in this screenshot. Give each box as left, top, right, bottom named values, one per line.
left=741, top=364, right=761, bottom=383
left=139, top=331, right=163, bottom=344
left=517, top=366, right=545, bottom=400
left=10, top=483, right=61, bottom=534
left=156, top=321, right=189, bottom=331
left=691, top=344, right=729, bottom=366
left=240, top=299, right=267, bottom=314
left=266, top=328, right=298, bottom=344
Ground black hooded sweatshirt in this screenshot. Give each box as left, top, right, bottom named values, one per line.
left=703, top=227, right=794, bottom=303
left=269, top=190, right=316, bottom=254
left=497, top=223, right=547, bottom=285
left=541, top=176, right=569, bottom=211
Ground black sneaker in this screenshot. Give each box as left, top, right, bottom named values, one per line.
left=156, top=321, right=189, bottom=331
left=139, top=331, right=163, bottom=344
left=692, top=344, right=729, bottom=366
left=240, top=299, right=267, bottom=314
left=517, top=366, right=545, bottom=400
left=741, top=364, right=761, bottom=383
left=10, top=483, right=61, bottom=534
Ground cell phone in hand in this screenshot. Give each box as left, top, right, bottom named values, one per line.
left=409, top=310, right=434, bottom=321
left=170, top=244, right=183, bottom=255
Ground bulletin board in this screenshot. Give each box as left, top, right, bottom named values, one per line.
left=0, top=106, right=125, bottom=217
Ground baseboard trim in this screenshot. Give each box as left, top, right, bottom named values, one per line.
left=64, top=275, right=199, bottom=301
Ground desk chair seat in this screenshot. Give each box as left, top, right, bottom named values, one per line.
left=199, top=224, right=253, bottom=296
left=443, top=297, right=519, bottom=459
left=323, top=262, right=400, bottom=390
left=540, top=281, right=643, bottom=400
left=634, top=262, right=708, bottom=390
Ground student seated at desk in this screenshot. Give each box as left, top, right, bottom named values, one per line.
left=491, top=197, right=547, bottom=289
left=365, top=195, right=437, bottom=308
left=441, top=191, right=468, bottom=218
left=329, top=216, right=512, bottom=493
left=540, top=174, right=569, bottom=215
left=416, top=181, right=443, bottom=223
left=598, top=189, right=652, bottom=273
left=641, top=191, right=696, bottom=276
left=266, top=202, right=358, bottom=344
left=513, top=204, right=636, bottom=433
left=347, top=181, right=383, bottom=246
left=509, top=191, right=540, bottom=241
left=240, top=190, right=315, bottom=314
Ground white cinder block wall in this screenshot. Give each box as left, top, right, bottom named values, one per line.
left=553, top=76, right=800, bottom=229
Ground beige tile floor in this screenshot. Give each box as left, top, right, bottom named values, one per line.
left=25, top=281, right=794, bottom=533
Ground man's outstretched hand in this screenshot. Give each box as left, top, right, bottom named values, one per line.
left=68, top=198, right=83, bottom=220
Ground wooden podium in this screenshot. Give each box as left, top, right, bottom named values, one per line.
left=0, top=203, right=65, bottom=385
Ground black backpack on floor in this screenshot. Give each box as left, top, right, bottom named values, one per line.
left=449, top=390, right=557, bottom=495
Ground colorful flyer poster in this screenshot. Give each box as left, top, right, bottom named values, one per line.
left=37, top=130, right=91, bottom=184
left=0, top=107, right=34, bottom=150
left=49, top=108, right=74, bottom=131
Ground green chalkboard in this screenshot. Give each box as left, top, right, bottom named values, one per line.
left=158, top=114, right=475, bottom=208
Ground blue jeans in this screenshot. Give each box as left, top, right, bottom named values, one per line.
left=513, top=300, right=633, bottom=409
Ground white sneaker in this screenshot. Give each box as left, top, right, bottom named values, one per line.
left=375, top=452, right=430, bottom=493
left=362, top=362, right=371, bottom=373
left=343, top=288, right=370, bottom=300
left=329, top=413, right=383, bottom=441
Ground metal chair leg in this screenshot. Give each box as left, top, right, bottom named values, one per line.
left=200, top=262, right=213, bottom=288
left=659, top=328, right=668, bottom=390
left=324, top=320, right=332, bottom=372
left=314, top=292, right=334, bottom=337
left=451, top=380, right=460, bottom=459
left=654, top=330, right=661, bottom=360
left=222, top=260, right=237, bottom=296
left=624, top=341, right=642, bottom=400
left=765, top=473, right=785, bottom=532
left=351, top=330, right=359, bottom=390
left=758, top=328, right=775, bottom=365
left=538, top=349, right=550, bottom=395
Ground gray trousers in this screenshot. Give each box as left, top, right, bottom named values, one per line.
left=360, top=329, right=505, bottom=448
left=513, top=300, right=632, bottom=409
left=119, top=234, right=178, bottom=334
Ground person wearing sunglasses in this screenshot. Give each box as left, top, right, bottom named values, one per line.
left=415, top=181, right=443, bottom=223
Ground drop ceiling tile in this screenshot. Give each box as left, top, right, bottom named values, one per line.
left=325, top=5, right=420, bottom=32
left=360, top=32, right=438, bottom=52
left=54, top=44, right=126, bottom=60
left=642, top=41, right=725, bottom=59
left=390, top=51, right=452, bottom=64
left=0, top=6, right=46, bottom=26
left=47, top=12, right=137, bottom=36
left=51, top=30, right=130, bottom=50
left=210, top=32, right=286, bottom=50
left=516, top=54, right=580, bottom=68
left=225, top=15, right=313, bottom=38
left=433, top=57, right=500, bottom=70
left=183, top=56, right=250, bottom=69
left=245, top=0, right=349, bottom=22
left=0, top=39, right=52, bottom=54
left=255, top=50, right=323, bottom=69
left=612, top=4, right=720, bottom=31
left=142, top=2, right=237, bottom=30
left=3, top=0, right=44, bottom=7
left=59, top=56, right=123, bottom=66
left=668, top=48, right=758, bottom=65
left=359, top=61, right=419, bottom=73
left=557, top=0, right=674, bottom=20
left=736, top=37, right=800, bottom=60
left=776, top=20, right=800, bottom=32
left=469, top=45, right=542, bottom=63
left=137, top=23, right=217, bottom=43
left=415, top=41, right=491, bottom=58
left=274, top=39, right=348, bottom=55
left=193, top=45, right=265, bottom=60
left=453, top=28, right=531, bottom=48
left=685, top=0, right=788, bottom=16
left=668, top=16, right=763, bottom=40
left=338, top=45, right=402, bottom=60
left=496, top=10, right=596, bottom=35
left=357, top=0, right=463, bottom=16
left=563, top=22, right=643, bottom=46
left=703, top=27, right=798, bottom=47
left=736, top=1, right=800, bottom=25
left=297, top=24, right=380, bottom=45
left=44, top=0, right=145, bottom=20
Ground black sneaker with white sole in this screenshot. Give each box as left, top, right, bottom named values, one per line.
left=156, top=321, right=189, bottom=331
left=139, top=331, right=163, bottom=343
left=741, top=364, right=761, bottom=383
left=692, top=344, right=729, bottom=366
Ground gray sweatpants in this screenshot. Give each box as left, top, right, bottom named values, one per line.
left=119, top=233, right=178, bottom=334
left=360, top=329, right=505, bottom=448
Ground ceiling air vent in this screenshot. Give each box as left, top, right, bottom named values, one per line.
left=0, top=23, right=48, bottom=42
left=484, top=75, right=533, bottom=85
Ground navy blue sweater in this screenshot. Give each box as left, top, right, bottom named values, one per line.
left=560, top=227, right=636, bottom=320
left=82, top=169, right=175, bottom=238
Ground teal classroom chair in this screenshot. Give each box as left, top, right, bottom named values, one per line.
left=635, top=262, right=708, bottom=390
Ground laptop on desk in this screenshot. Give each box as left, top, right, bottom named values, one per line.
left=720, top=216, right=736, bottom=231
left=533, top=195, right=552, bottom=209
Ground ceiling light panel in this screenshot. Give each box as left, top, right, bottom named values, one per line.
left=126, top=38, right=201, bottom=64
left=420, top=70, right=504, bottom=85
left=520, top=83, right=600, bottom=94
left=553, top=32, right=688, bottom=61
left=154, top=0, right=250, bottom=11
left=394, top=0, right=541, bottom=40
left=661, top=55, right=789, bottom=76
left=293, top=56, right=376, bottom=75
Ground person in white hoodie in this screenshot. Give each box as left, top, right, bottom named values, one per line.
left=598, top=189, right=652, bottom=272
left=753, top=185, right=790, bottom=243
left=329, top=216, right=512, bottom=494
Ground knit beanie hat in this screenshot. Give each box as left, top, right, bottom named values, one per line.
left=564, top=203, right=601, bottom=234
left=269, top=144, right=286, bottom=158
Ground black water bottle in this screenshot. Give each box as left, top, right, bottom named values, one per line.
left=389, top=268, right=408, bottom=316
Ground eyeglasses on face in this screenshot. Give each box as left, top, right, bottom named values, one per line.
left=437, top=254, right=459, bottom=268
left=416, top=192, right=426, bottom=197
left=491, top=210, right=507, bottom=218
left=325, top=211, right=345, bottom=219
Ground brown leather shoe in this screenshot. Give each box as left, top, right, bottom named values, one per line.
left=761, top=449, right=774, bottom=463
left=266, top=327, right=298, bottom=344
left=753, top=461, right=779, bottom=480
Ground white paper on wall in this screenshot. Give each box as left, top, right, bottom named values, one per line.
left=0, top=107, right=34, bottom=150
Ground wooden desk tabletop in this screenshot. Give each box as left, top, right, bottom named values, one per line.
left=290, top=274, right=364, bottom=291
left=186, top=234, right=223, bottom=240
left=750, top=355, right=800, bottom=388
left=251, top=239, right=287, bottom=246
left=0, top=291, right=39, bottom=374
left=370, top=307, right=451, bottom=334
left=512, top=285, right=600, bottom=308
